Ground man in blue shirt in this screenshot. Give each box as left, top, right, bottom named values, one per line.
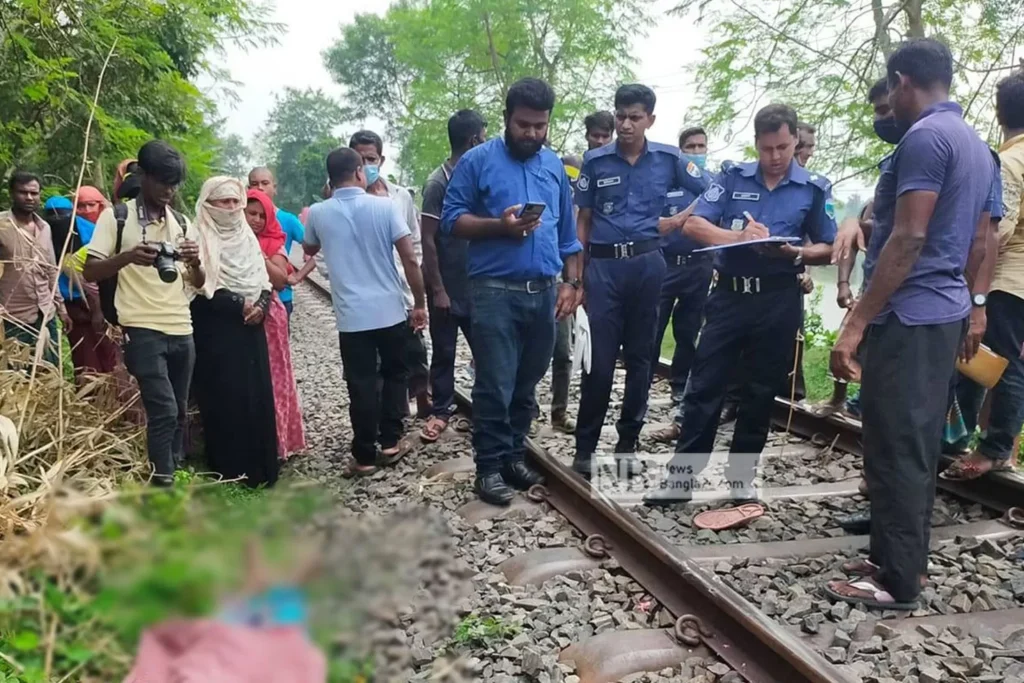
left=304, top=148, right=426, bottom=478
left=646, top=103, right=837, bottom=506
left=574, top=84, right=708, bottom=480
left=650, top=125, right=714, bottom=444
left=249, top=167, right=306, bottom=318
left=441, top=77, right=583, bottom=506
left=827, top=39, right=997, bottom=611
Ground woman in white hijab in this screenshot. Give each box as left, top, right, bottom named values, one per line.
left=190, top=177, right=280, bottom=489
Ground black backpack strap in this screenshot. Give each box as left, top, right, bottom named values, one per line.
left=170, top=208, right=187, bottom=237
left=113, top=202, right=129, bottom=255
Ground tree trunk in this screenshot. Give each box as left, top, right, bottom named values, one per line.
left=905, top=0, right=925, bottom=38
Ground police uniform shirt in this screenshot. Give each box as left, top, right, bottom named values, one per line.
left=575, top=141, right=707, bottom=245
left=692, top=159, right=837, bottom=276
left=661, top=164, right=712, bottom=256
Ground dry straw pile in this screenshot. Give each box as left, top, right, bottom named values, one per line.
left=0, top=332, right=146, bottom=596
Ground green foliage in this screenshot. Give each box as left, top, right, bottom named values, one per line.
left=672, top=0, right=1024, bottom=181
left=451, top=614, right=519, bottom=648
left=0, top=0, right=279, bottom=207
left=803, top=288, right=838, bottom=349
left=213, top=132, right=253, bottom=178
left=326, top=0, right=651, bottom=186
left=258, top=88, right=345, bottom=213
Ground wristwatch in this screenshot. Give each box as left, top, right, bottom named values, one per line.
left=566, top=278, right=582, bottom=289
left=793, top=247, right=804, bottom=267
left=972, top=293, right=988, bottom=307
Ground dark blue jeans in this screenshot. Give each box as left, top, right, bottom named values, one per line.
left=956, top=291, right=1024, bottom=463
left=428, top=298, right=472, bottom=418
left=469, top=279, right=557, bottom=475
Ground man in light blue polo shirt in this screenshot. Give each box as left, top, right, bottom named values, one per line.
left=304, top=148, right=427, bottom=478
left=442, top=77, right=583, bottom=506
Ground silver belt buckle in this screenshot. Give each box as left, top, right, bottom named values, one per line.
left=526, top=279, right=542, bottom=294
left=614, top=241, right=635, bottom=259
left=736, top=276, right=760, bottom=294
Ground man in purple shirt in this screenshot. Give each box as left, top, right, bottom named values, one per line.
left=828, top=38, right=996, bottom=611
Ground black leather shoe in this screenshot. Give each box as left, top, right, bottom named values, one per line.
left=474, top=473, right=515, bottom=506
left=838, top=511, right=871, bottom=535
left=614, top=437, right=639, bottom=454
left=571, top=455, right=593, bottom=481
left=501, top=460, right=545, bottom=490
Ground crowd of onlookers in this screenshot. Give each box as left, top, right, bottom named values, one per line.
left=1, top=141, right=310, bottom=487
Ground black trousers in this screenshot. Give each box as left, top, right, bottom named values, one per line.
left=123, top=327, right=195, bottom=480
left=862, top=315, right=965, bottom=602
left=339, top=322, right=410, bottom=465
left=669, top=283, right=802, bottom=495
left=428, top=300, right=473, bottom=418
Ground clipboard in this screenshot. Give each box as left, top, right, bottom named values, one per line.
left=691, top=236, right=801, bottom=254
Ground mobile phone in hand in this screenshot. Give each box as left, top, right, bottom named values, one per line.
left=519, top=202, right=546, bottom=220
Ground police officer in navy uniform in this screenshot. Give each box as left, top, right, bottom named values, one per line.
left=646, top=104, right=837, bottom=505
left=574, top=84, right=707, bottom=478
left=650, top=126, right=714, bottom=444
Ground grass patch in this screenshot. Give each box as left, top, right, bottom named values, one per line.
left=451, top=614, right=519, bottom=649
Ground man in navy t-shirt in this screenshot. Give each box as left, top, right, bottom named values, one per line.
left=827, top=38, right=997, bottom=612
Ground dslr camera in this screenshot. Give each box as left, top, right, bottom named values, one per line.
left=149, top=241, right=182, bottom=283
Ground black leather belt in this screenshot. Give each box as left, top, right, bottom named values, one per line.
left=588, top=239, right=660, bottom=260
left=474, top=276, right=557, bottom=294
left=664, top=252, right=711, bottom=267
left=720, top=273, right=800, bottom=294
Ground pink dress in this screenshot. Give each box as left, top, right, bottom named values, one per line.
left=264, top=294, right=306, bottom=459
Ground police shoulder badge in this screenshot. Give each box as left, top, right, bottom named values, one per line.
left=577, top=174, right=590, bottom=191
left=825, top=199, right=836, bottom=220
left=686, top=161, right=701, bottom=178
left=730, top=218, right=744, bottom=231
left=704, top=183, right=724, bottom=203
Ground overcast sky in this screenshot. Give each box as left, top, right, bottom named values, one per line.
left=210, top=0, right=869, bottom=198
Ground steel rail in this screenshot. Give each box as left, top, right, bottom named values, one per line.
left=452, top=385, right=854, bottom=683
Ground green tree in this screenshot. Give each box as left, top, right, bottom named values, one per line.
left=213, top=133, right=252, bottom=179
left=258, top=87, right=345, bottom=213
left=0, top=0, right=278, bottom=205
left=672, top=0, right=1024, bottom=182
left=325, top=0, right=649, bottom=186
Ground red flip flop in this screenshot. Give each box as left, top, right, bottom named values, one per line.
left=692, top=503, right=766, bottom=531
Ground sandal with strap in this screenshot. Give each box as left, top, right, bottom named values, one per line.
left=650, top=423, right=681, bottom=444
left=342, top=462, right=379, bottom=479
left=451, top=416, right=472, bottom=433
left=419, top=415, right=450, bottom=443
left=940, top=454, right=1014, bottom=481
left=824, top=577, right=918, bottom=611
left=378, top=438, right=414, bottom=467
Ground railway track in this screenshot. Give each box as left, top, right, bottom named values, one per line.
left=304, top=274, right=1024, bottom=683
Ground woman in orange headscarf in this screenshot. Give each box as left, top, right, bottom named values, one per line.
left=245, top=189, right=306, bottom=460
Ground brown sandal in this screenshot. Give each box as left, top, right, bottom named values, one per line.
left=650, top=423, right=681, bottom=444
left=940, top=454, right=1014, bottom=481
left=343, top=462, right=379, bottom=479
left=420, top=415, right=449, bottom=443
left=378, top=437, right=413, bottom=467
left=841, top=558, right=927, bottom=587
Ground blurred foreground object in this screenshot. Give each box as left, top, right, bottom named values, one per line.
left=123, top=619, right=326, bottom=683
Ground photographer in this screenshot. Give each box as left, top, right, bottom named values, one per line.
left=83, top=140, right=204, bottom=486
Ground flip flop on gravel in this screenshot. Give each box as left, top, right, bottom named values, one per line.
left=451, top=416, right=472, bottom=433
left=692, top=503, right=765, bottom=531
left=940, top=454, right=1014, bottom=481
left=841, top=558, right=928, bottom=587
left=342, top=462, right=378, bottom=479
left=824, top=577, right=918, bottom=611
left=420, top=415, right=449, bottom=443
left=649, top=423, right=680, bottom=444
left=378, top=438, right=413, bottom=467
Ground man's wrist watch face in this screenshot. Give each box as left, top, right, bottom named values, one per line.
left=973, top=293, right=987, bottom=307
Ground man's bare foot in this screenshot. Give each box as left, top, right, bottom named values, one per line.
left=941, top=451, right=1014, bottom=481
